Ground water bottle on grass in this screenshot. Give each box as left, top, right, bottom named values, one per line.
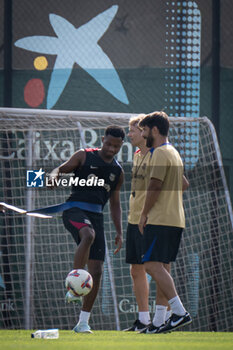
left=31, top=329, right=59, bottom=339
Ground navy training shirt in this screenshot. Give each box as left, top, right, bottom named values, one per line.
left=67, top=148, right=122, bottom=208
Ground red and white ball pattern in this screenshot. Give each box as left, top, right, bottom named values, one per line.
left=65, top=269, right=93, bottom=297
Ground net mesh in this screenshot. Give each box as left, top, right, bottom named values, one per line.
left=0, top=108, right=232, bottom=331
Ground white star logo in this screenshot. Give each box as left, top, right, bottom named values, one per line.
left=33, top=168, right=45, bottom=181
left=15, top=5, right=129, bottom=108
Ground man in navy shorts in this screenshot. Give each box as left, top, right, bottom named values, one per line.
left=138, top=111, right=191, bottom=334
left=49, top=125, right=125, bottom=333
left=123, top=114, right=151, bottom=331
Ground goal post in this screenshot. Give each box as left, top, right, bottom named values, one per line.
left=0, top=108, right=232, bottom=331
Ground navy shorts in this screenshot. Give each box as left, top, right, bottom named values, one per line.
left=126, top=223, right=144, bottom=264
left=62, top=207, right=105, bottom=261
left=142, top=225, right=183, bottom=264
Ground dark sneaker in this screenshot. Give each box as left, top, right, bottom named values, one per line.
left=165, top=315, right=171, bottom=324
left=139, top=323, right=165, bottom=334
left=123, top=319, right=148, bottom=332
left=158, top=312, right=192, bottom=333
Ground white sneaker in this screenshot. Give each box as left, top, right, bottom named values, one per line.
left=73, top=322, right=93, bottom=333
left=65, top=291, right=82, bottom=304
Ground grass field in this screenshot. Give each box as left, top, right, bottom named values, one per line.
left=0, top=330, right=232, bottom=350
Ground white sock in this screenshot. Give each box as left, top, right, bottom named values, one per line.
left=168, top=296, right=186, bottom=316
left=139, top=311, right=150, bottom=325
left=165, top=309, right=171, bottom=321
left=152, top=305, right=167, bottom=327
left=79, top=311, right=90, bottom=324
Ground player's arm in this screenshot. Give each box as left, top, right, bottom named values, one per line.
left=138, top=177, right=163, bottom=234
left=48, top=150, right=86, bottom=187
left=182, top=174, right=189, bottom=191
left=109, top=170, right=124, bottom=254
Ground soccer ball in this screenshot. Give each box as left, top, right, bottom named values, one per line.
left=65, top=269, right=93, bottom=297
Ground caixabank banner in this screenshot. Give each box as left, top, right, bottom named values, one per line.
left=9, top=0, right=204, bottom=116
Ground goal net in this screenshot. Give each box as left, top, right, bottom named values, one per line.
left=0, top=108, right=232, bottom=331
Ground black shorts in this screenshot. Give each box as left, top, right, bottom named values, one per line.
left=142, top=225, right=183, bottom=264
left=126, top=223, right=144, bottom=264
left=62, top=207, right=105, bottom=261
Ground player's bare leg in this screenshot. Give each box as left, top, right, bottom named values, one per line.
left=123, top=264, right=150, bottom=331
left=144, top=261, right=177, bottom=300
left=141, top=261, right=191, bottom=333
left=153, top=263, right=171, bottom=328
left=81, top=259, right=103, bottom=312
left=142, top=261, right=192, bottom=334
left=155, top=263, right=170, bottom=306
left=73, top=227, right=95, bottom=269
left=130, top=264, right=150, bottom=313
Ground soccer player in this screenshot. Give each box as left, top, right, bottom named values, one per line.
left=49, top=126, right=125, bottom=333
left=138, top=111, right=191, bottom=334
left=123, top=115, right=151, bottom=331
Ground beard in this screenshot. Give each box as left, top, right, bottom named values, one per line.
left=146, top=132, right=154, bottom=148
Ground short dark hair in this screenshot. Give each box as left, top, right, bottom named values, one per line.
left=139, top=111, right=169, bottom=136
left=105, top=125, right=125, bottom=140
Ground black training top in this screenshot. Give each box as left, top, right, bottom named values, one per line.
left=67, top=148, right=122, bottom=208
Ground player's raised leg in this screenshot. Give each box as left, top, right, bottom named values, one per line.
left=63, top=208, right=95, bottom=306
left=73, top=226, right=95, bottom=269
